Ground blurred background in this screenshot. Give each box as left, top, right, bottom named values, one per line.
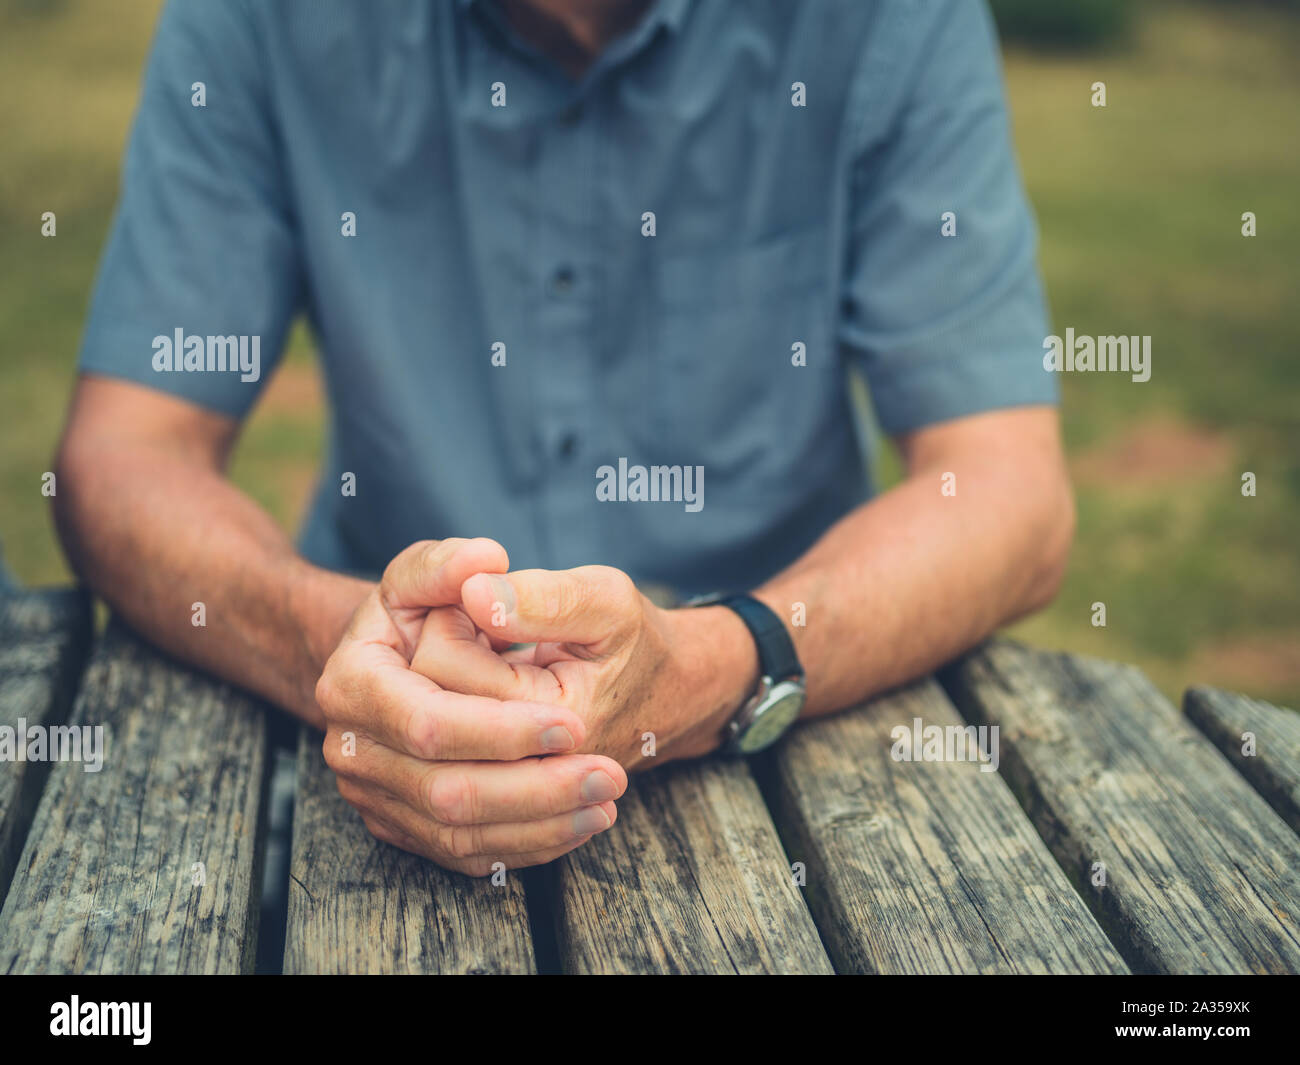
left=2, top=0, right=1297, bottom=710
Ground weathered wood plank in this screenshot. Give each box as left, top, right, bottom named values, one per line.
left=0, top=619, right=270, bottom=974
left=766, top=676, right=1126, bottom=974
left=943, top=641, right=1300, bottom=974
left=1185, top=686, right=1300, bottom=835
left=553, top=756, right=833, bottom=974
left=0, top=588, right=93, bottom=902
left=284, top=725, right=537, bottom=973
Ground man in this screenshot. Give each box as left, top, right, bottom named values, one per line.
left=54, top=0, right=1074, bottom=876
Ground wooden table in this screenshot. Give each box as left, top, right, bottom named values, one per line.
left=2, top=585, right=1298, bottom=975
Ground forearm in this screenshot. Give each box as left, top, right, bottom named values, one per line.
left=754, top=428, right=1074, bottom=718
left=54, top=439, right=370, bottom=726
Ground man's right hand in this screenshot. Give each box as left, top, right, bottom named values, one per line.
left=314, top=538, right=626, bottom=876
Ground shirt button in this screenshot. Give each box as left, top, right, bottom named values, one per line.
left=550, top=265, right=576, bottom=296
left=558, top=432, right=578, bottom=459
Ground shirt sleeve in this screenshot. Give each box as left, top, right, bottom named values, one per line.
left=839, top=0, right=1057, bottom=436
left=77, top=0, right=300, bottom=418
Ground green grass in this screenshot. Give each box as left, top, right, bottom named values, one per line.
left=2, top=0, right=1297, bottom=709
left=993, top=1, right=1300, bottom=708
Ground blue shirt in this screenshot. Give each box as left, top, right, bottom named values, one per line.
left=79, top=0, right=1055, bottom=594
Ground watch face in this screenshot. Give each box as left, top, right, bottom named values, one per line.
left=736, top=682, right=805, bottom=754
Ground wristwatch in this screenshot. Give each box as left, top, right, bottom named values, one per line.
left=688, top=592, right=806, bottom=755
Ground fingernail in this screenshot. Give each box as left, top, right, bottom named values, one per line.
left=540, top=726, right=575, bottom=751
left=572, top=806, right=611, bottom=835
left=581, top=770, right=619, bottom=803
left=488, top=574, right=515, bottom=614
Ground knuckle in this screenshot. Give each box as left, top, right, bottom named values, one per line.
left=518, top=786, right=552, bottom=822
left=381, top=540, right=439, bottom=601
left=382, top=540, right=432, bottom=584
left=438, top=823, right=483, bottom=861
left=405, top=706, right=449, bottom=760
left=426, top=769, right=477, bottom=825
left=538, top=583, right=568, bottom=626
left=335, top=774, right=366, bottom=806
left=417, top=538, right=464, bottom=579
left=577, top=565, right=637, bottom=613
left=314, top=670, right=337, bottom=712
left=606, top=568, right=640, bottom=612
left=361, top=814, right=398, bottom=847
left=415, top=538, right=448, bottom=572
left=318, top=648, right=369, bottom=715
left=322, top=733, right=345, bottom=773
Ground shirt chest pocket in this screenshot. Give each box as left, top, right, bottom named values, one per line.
left=650, top=226, right=838, bottom=488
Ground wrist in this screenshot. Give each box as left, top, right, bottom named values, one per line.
left=286, top=562, right=374, bottom=718
left=659, top=603, right=760, bottom=760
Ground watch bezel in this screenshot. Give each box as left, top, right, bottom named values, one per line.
left=728, top=674, right=806, bottom=755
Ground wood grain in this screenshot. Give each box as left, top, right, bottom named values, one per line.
left=0, top=619, right=270, bottom=974
left=943, top=641, right=1300, bottom=974
left=0, top=588, right=92, bottom=902
left=284, top=724, right=537, bottom=973
left=553, top=756, right=833, bottom=974
left=766, top=676, right=1126, bottom=974
left=1184, top=686, right=1300, bottom=835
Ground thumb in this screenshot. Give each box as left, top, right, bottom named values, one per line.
left=381, top=538, right=509, bottom=612
left=368, top=538, right=509, bottom=654
left=461, top=565, right=639, bottom=649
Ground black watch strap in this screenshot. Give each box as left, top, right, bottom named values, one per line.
left=712, top=594, right=803, bottom=682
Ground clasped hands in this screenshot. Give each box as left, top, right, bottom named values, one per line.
left=315, top=538, right=757, bottom=876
